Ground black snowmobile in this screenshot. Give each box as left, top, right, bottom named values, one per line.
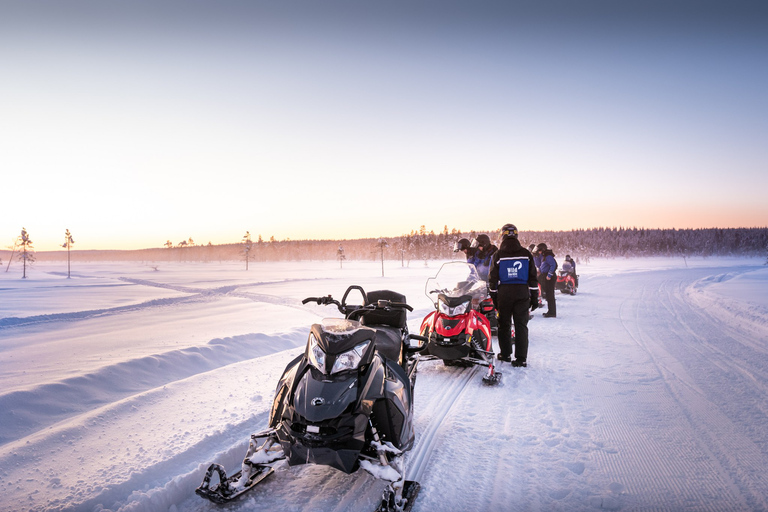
left=196, top=286, right=425, bottom=512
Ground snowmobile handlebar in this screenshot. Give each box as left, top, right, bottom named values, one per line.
left=303, top=289, right=413, bottom=315
left=405, top=334, right=428, bottom=353
left=301, top=295, right=342, bottom=308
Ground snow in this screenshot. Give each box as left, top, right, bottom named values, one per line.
left=2, top=257, right=768, bottom=512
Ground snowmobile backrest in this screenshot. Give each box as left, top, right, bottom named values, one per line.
left=361, top=289, right=408, bottom=329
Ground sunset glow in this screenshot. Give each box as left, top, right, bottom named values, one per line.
left=1, top=1, right=766, bottom=251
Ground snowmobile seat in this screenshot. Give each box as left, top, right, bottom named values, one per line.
left=361, top=290, right=408, bottom=329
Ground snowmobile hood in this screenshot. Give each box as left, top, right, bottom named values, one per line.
left=294, top=367, right=362, bottom=422
left=310, top=320, right=376, bottom=356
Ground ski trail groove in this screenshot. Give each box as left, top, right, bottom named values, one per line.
left=407, top=364, right=480, bottom=483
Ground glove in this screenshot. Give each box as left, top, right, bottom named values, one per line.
left=530, top=289, right=539, bottom=311
left=489, top=291, right=498, bottom=309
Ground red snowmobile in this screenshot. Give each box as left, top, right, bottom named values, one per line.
left=475, top=294, right=498, bottom=335
left=556, top=264, right=578, bottom=295
left=418, top=262, right=501, bottom=384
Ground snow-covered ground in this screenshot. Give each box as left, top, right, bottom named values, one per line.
left=1, top=257, right=768, bottom=512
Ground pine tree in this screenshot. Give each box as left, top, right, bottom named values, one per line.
left=17, top=227, right=35, bottom=279
left=62, top=229, right=75, bottom=278
left=242, top=231, right=253, bottom=270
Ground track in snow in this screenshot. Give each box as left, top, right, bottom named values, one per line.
left=613, top=268, right=768, bottom=511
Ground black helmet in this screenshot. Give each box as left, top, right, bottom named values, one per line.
left=528, top=243, right=536, bottom=251
left=476, top=234, right=491, bottom=248
left=536, top=242, right=548, bottom=252
left=500, top=223, right=518, bottom=239
left=566, top=254, right=572, bottom=260
left=453, top=238, right=471, bottom=252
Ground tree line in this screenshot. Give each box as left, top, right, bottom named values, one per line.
left=7, top=226, right=767, bottom=267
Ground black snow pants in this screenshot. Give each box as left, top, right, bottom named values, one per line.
left=543, top=275, right=557, bottom=316
left=497, top=285, right=530, bottom=361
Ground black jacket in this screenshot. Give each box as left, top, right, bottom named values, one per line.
left=489, top=237, right=539, bottom=294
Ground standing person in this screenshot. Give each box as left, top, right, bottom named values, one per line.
left=528, top=243, right=543, bottom=311
left=532, top=244, right=546, bottom=300
left=453, top=238, right=476, bottom=261
left=489, top=224, right=539, bottom=367
left=468, top=234, right=498, bottom=281
left=537, top=243, right=558, bottom=318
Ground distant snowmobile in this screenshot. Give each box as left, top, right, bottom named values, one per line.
left=418, top=262, right=501, bottom=385
left=196, top=286, right=425, bottom=512
left=556, top=265, right=578, bottom=295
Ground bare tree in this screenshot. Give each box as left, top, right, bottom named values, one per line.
left=337, top=244, right=346, bottom=269
left=62, top=229, right=75, bottom=278
left=376, top=238, right=388, bottom=277
left=4, top=240, right=16, bottom=272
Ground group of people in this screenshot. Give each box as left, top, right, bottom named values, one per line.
left=454, top=224, right=572, bottom=369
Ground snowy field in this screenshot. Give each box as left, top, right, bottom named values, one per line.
left=2, top=256, right=768, bottom=512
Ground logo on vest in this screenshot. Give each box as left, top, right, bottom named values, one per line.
left=506, top=261, right=523, bottom=279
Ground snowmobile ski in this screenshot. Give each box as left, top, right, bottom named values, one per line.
left=375, top=480, right=421, bottom=512
left=195, top=462, right=274, bottom=504
left=482, top=365, right=502, bottom=385
left=196, top=430, right=284, bottom=504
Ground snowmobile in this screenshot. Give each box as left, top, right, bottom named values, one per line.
left=476, top=294, right=498, bottom=336
left=418, top=262, right=501, bottom=385
left=195, top=286, right=425, bottom=512
left=555, top=268, right=578, bottom=295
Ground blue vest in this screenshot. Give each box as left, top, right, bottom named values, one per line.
left=499, top=257, right=530, bottom=285
left=469, top=253, right=493, bottom=281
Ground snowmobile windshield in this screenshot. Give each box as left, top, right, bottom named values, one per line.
left=320, top=318, right=362, bottom=334
left=426, top=262, right=487, bottom=303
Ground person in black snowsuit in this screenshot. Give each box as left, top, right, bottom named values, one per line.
left=489, top=223, right=539, bottom=367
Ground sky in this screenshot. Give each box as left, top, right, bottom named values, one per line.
left=1, top=0, right=767, bottom=251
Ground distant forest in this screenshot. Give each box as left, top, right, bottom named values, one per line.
left=14, top=226, right=768, bottom=264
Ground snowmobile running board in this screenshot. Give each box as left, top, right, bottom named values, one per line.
left=195, top=462, right=274, bottom=504
left=375, top=480, right=421, bottom=512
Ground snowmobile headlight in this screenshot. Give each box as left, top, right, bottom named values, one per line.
left=439, top=299, right=470, bottom=316
left=331, top=340, right=371, bottom=374
left=308, top=334, right=326, bottom=373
